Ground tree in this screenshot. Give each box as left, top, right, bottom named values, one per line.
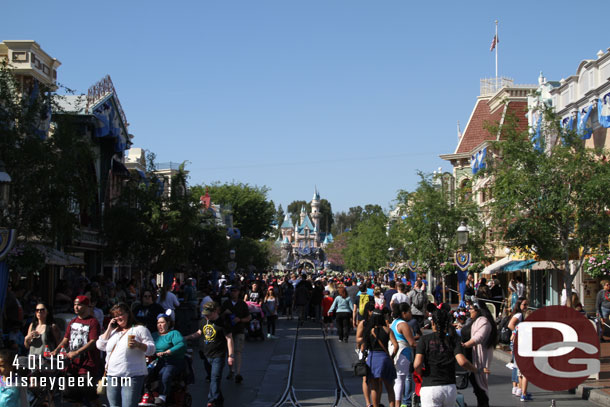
left=191, top=182, right=275, bottom=240
left=0, top=63, right=97, bottom=250
left=333, top=206, right=364, bottom=235
left=324, top=232, right=349, bottom=268
left=344, top=207, right=389, bottom=272
left=273, top=204, right=285, bottom=239
left=485, top=109, right=610, bottom=306
left=287, top=200, right=308, bottom=226
left=394, top=172, right=485, bottom=277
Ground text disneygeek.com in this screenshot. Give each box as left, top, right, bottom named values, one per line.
left=0, top=373, right=132, bottom=391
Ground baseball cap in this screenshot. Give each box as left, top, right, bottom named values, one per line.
left=74, top=295, right=90, bottom=306
left=202, top=301, right=218, bottom=316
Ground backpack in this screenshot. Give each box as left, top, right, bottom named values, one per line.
left=498, top=315, right=512, bottom=344
left=413, top=290, right=426, bottom=310
left=358, top=294, right=373, bottom=316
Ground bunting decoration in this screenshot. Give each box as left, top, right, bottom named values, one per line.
left=531, top=112, right=543, bottom=152
left=407, top=260, right=417, bottom=272
left=455, top=251, right=471, bottom=308
left=470, top=147, right=487, bottom=174
left=577, top=105, right=594, bottom=140
left=599, top=93, right=610, bottom=128
left=0, top=229, right=17, bottom=261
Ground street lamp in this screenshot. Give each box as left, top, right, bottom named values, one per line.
left=457, top=220, right=469, bottom=248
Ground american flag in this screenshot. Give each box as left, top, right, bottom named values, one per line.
left=490, top=35, right=498, bottom=52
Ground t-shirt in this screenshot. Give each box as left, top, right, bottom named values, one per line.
left=391, top=292, right=409, bottom=305
left=221, top=299, right=250, bottom=335
left=134, top=303, right=166, bottom=333
left=247, top=290, right=262, bottom=303
left=383, top=289, right=397, bottom=310
left=200, top=315, right=231, bottom=358
left=64, top=316, right=100, bottom=375
left=416, top=333, right=464, bottom=387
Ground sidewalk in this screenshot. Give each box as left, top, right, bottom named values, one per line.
left=493, top=341, right=610, bottom=406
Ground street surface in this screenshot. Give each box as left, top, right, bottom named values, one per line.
left=188, top=317, right=599, bottom=406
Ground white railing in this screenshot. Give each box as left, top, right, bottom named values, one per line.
left=480, top=77, right=537, bottom=96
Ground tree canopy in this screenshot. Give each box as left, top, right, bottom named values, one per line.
left=191, top=182, right=275, bottom=240
left=485, top=109, right=610, bottom=303
left=393, top=172, right=485, bottom=275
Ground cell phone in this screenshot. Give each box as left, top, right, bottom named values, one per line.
left=110, top=321, right=118, bottom=328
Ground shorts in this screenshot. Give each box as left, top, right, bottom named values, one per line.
left=234, top=333, right=245, bottom=353
left=323, top=316, right=333, bottom=324
left=601, top=307, right=610, bottom=319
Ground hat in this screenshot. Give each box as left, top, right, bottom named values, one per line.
left=267, top=286, right=274, bottom=291
left=74, top=295, right=90, bottom=306
left=202, top=302, right=218, bottom=316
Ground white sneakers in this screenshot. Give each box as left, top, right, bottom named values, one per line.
left=512, top=387, right=522, bottom=397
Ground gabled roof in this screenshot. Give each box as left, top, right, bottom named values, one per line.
left=297, top=215, right=315, bottom=235
left=455, top=98, right=528, bottom=154
left=281, top=214, right=294, bottom=229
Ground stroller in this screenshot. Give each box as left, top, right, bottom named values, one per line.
left=245, top=301, right=265, bottom=341
left=138, top=350, right=194, bottom=407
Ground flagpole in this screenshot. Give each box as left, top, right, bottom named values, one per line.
left=495, top=20, right=498, bottom=88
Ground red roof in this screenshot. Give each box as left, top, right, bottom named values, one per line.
left=457, top=99, right=528, bottom=154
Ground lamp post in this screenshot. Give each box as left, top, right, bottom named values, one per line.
left=455, top=220, right=471, bottom=307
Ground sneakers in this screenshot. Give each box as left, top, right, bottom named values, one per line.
left=235, top=374, right=243, bottom=384
left=514, top=387, right=522, bottom=397
left=226, top=371, right=234, bottom=380
left=520, top=393, right=533, bottom=402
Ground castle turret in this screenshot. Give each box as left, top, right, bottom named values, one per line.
left=311, top=187, right=321, bottom=240
left=300, top=205, right=306, bottom=224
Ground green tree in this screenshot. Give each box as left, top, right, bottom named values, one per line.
left=344, top=207, right=389, bottom=272
left=191, top=182, right=275, bottom=240
left=485, top=109, right=610, bottom=306
left=287, top=200, right=308, bottom=226
left=273, top=204, right=285, bottom=239
left=394, top=172, right=485, bottom=277
left=324, top=232, right=349, bottom=268
left=0, top=63, right=96, bottom=253
left=332, top=206, right=364, bottom=235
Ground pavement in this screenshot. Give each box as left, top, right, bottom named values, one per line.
left=187, top=317, right=610, bottom=406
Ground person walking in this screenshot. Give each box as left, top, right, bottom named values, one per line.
left=262, top=286, right=279, bottom=338
left=221, top=286, right=250, bottom=384
left=321, top=290, right=335, bottom=336
left=414, top=309, right=479, bottom=407
left=507, top=297, right=529, bottom=398
left=329, top=286, right=354, bottom=343
left=356, top=302, right=376, bottom=407
left=390, top=303, right=417, bottom=407
left=596, top=280, right=610, bottom=340
left=24, top=301, right=61, bottom=356
left=96, top=303, right=156, bottom=407
left=362, top=310, right=398, bottom=407
left=52, top=295, right=101, bottom=405
left=460, top=303, right=496, bottom=407
left=407, top=281, right=427, bottom=327
left=157, top=286, right=180, bottom=316
left=133, top=290, right=166, bottom=334
left=187, top=302, right=234, bottom=407
left=390, top=283, right=409, bottom=308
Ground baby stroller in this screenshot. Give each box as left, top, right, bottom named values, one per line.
left=245, top=301, right=265, bottom=341
left=138, top=350, right=194, bottom=407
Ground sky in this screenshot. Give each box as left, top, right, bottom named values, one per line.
left=3, top=1, right=609, bottom=212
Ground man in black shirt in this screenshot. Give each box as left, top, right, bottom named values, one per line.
left=221, top=286, right=250, bottom=383
left=133, top=289, right=166, bottom=333
left=187, top=302, right=234, bottom=407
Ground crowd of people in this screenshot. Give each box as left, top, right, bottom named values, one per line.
left=1, top=268, right=609, bottom=407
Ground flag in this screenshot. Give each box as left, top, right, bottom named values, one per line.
left=490, top=35, right=498, bottom=52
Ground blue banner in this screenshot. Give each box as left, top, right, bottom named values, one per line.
left=577, top=105, right=594, bottom=139
left=599, top=93, right=610, bottom=128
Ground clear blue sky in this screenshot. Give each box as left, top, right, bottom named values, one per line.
left=3, top=1, right=609, bottom=212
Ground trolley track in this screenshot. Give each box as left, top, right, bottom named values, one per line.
left=273, top=322, right=362, bottom=407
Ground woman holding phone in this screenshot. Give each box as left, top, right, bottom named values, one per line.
left=97, top=303, right=156, bottom=407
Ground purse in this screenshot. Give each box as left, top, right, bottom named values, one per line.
left=455, top=371, right=469, bottom=390
left=97, top=329, right=129, bottom=395
left=353, top=350, right=369, bottom=377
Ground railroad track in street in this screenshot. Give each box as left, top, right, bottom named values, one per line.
left=273, top=322, right=362, bottom=407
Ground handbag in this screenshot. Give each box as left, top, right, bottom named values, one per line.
left=353, top=350, right=369, bottom=377
left=455, top=371, right=469, bottom=390
left=97, top=329, right=129, bottom=395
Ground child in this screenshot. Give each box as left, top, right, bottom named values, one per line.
left=373, top=287, right=385, bottom=310
left=321, top=290, right=335, bottom=336
left=0, top=349, right=22, bottom=407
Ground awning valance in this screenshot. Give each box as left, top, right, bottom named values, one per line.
left=481, top=256, right=511, bottom=274
left=34, top=245, right=85, bottom=266
left=501, top=259, right=536, bottom=271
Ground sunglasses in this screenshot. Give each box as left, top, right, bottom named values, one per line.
left=35, top=309, right=46, bottom=312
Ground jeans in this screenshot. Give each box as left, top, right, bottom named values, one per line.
left=157, top=358, right=186, bottom=397
left=106, top=375, right=146, bottom=407
left=206, top=356, right=225, bottom=404
left=469, top=372, right=489, bottom=407
left=267, top=315, right=277, bottom=335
